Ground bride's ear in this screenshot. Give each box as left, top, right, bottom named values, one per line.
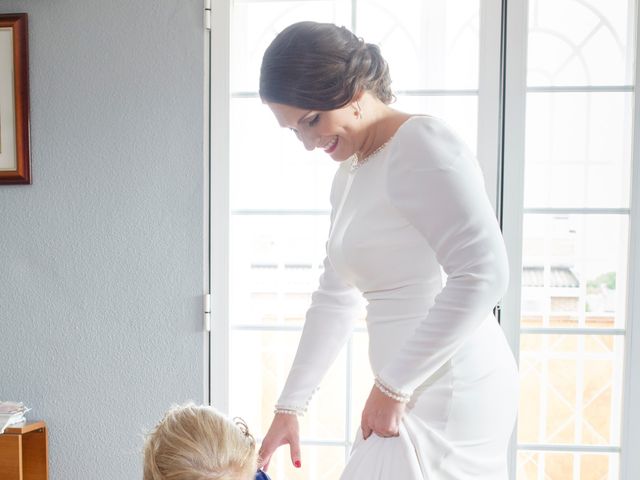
left=351, top=90, right=365, bottom=119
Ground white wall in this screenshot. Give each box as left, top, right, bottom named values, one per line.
left=0, top=1, right=205, bottom=478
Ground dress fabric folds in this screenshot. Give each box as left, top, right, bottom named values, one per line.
left=275, top=116, right=519, bottom=479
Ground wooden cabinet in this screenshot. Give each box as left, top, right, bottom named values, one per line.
left=0, top=421, right=48, bottom=480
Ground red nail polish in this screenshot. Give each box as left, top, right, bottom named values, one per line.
left=294, top=460, right=301, bottom=468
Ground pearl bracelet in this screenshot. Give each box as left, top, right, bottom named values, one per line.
left=274, top=406, right=304, bottom=416
left=274, top=387, right=318, bottom=417
left=374, top=377, right=411, bottom=403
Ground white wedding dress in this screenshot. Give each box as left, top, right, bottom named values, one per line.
left=275, top=116, right=519, bottom=479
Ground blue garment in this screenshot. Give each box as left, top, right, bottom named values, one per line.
left=255, top=470, right=271, bottom=480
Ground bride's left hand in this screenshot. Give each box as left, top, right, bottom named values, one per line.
left=360, top=384, right=406, bottom=440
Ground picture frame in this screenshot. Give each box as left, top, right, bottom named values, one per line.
left=0, top=13, right=30, bottom=185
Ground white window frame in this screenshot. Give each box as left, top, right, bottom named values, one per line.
left=499, top=1, right=640, bottom=478
left=209, top=0, right=232, bottom=413
left=207, top=0, right=640, bottom=477
left=622, top=172, right=640, bottom=478
left=620, top=3, right=640, bottom=477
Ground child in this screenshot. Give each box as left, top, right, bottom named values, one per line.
left=143, top=402, right=270, bottom=480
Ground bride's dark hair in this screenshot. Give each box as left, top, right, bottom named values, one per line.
left=259, top=21, right=394, bottom=110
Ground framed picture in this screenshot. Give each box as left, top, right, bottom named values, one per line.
left=0, top=13, right=30, bottom=185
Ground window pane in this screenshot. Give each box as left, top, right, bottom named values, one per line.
left=230, top=97, right=337, bottom=211
left=356, top=0, right=480, bottom=90
left=524, top=92, right=632, bottom=209
left=229, top=330, right=347, bottom=440
left=230, top=215, right=331, bottom=326
left=517, top=451, right=619, bottom=480
left=232, top=0, right=481, bottom=93
left=527, top=0, right=635, bottom=86
left=518, top=334, right=624, bottom=446
left=521, top=214, right=629, bottom=329
left=394, top=95, right=478, bottom=156
left=231, top=1, right=351, bottom=92
left=225, top=2, right=487, bottom=478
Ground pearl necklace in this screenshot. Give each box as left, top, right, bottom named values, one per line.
left=350, top=135, right=395, bottom=172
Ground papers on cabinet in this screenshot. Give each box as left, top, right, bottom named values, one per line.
left=0, top=401, right=30, bottom=434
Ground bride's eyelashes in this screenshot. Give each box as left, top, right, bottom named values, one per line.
left=308, top=114, right=320, bottom=127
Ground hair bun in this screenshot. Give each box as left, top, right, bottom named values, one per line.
left=343, top=40, right=393, bottom=104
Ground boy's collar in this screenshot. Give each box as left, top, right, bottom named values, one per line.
left=255, top=469, right=271, bottom=480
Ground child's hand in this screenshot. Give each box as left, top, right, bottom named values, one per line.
left=258, top=413, right=301, bottom=471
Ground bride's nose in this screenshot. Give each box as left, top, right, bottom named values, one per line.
left=298, top=130, right=316, bottom=151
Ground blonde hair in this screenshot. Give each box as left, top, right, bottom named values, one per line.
left=143, top=403, right=258, bottom=480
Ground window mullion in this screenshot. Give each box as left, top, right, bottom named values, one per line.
left=620, top=1, right=640, bottom=477
left=499, top=0, right=530, bottom=478
left=523, top=208, right=631, bottom=215
left=518, top=444, right=621, bottom=453
left=478, top=0, right=504, bottom=212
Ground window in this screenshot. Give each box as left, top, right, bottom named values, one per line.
left=500, top=1, right=640, bottom=479
left=208, top=1, right=640, bottom=478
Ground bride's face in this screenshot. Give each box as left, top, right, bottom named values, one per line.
left=266, top=101, right=363, bottom=162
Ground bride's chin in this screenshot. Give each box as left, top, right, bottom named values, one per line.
left=332, top=151, right=354, bottom=163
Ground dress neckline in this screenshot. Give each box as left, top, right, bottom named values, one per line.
left=349, top=115, right=432, bottom=172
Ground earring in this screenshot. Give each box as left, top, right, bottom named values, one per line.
left=355, top=101, right=363, bottom=119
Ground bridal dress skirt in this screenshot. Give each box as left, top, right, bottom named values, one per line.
left=340, top=316, right=519, bottom=480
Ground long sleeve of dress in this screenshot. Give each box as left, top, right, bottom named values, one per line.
left=275, top=166, right=363, bottom=413
left=376, top=117, right=510, bottom=398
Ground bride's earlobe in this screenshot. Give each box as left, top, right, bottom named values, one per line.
left=354, top=101, right=363, bottom=119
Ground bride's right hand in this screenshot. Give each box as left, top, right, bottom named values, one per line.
left=258, top=413, right=301, bottom=471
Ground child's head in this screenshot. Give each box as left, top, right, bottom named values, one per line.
left=143, top=403, right=258, bottom=480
